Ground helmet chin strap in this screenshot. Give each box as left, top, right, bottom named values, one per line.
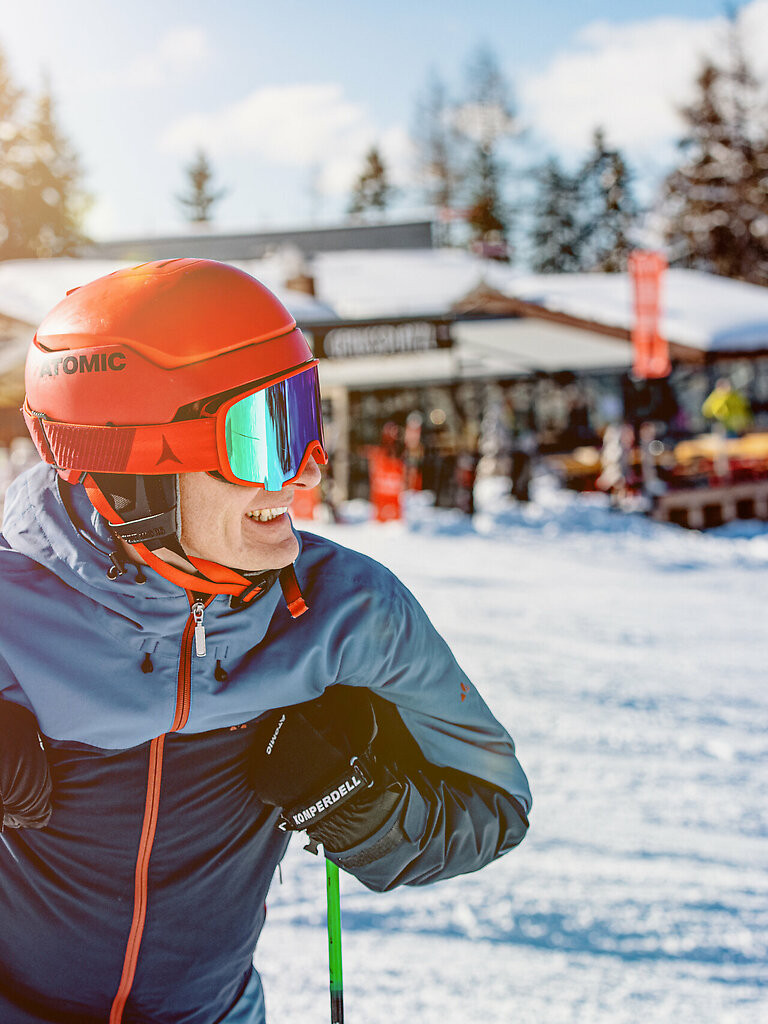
left=91, top=472, right=187, bottom=559
left=83, top=473, right=306, bottom=615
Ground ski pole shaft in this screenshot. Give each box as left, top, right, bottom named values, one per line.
left=326, top=858, right=344, bottom=1024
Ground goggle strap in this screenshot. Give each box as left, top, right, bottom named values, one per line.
left=25, top=401, right=219, bottom=475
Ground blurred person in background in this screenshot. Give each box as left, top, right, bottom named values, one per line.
left=702, top=377, right=753, bottom=437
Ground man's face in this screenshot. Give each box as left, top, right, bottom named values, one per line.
left=176, top=456, right=322, bottom=571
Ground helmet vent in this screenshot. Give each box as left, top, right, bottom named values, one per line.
left=112, top=493, right=132, bottom=512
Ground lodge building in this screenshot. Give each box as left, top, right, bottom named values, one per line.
left=2, top=221, right=768, bottom=505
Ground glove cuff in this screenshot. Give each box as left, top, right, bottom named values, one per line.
left=310, top=774, right=405, bottom=860
left=277, top=755, right=375, bottom=833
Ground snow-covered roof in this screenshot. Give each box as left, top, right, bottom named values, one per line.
left=0, top=257, right=339, bottom=328
left=0, top=249, right=497, bottom=325
left=239, top=250, right=768, bottom=354
left=2, top=252, right=768, bottom=359
left=286, top=249, right=493, bottom=320
left=498, top=268, right=768, bottom=354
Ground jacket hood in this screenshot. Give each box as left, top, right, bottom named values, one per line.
left=3, top=463, right=189, bottom=610
left=1, top=463, right=295, bottom=625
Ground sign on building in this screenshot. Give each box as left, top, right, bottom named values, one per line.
left=311, top=318, right=453, bottom=359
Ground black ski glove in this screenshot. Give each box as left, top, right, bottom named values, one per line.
left=248, top=686, right=404, bottom=856
left=0, top=700, right=52, bottom=831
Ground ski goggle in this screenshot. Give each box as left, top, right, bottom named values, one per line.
left=211, top=362, right=326, bottom=488
left=24, top=361, right=327, bottom=489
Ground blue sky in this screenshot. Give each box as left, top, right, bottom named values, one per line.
left=1, top=0, right=765, bottom=240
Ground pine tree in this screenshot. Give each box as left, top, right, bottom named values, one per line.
left=347, top=146, right=394, bottom=220
left=578, top=128, right=637, bottom=272
left=660, top=21, right=768, bottom=284
left=0, top=60, right=88, bottom=260
left=454, top=45, right=516, bottom=260
left=177, top=149, right=227, bottom=224
left=9, top=85, right=88, bottom=258
left=464, top=146, right=508, bottom=257
left=0, top=46, right=19, bottom=121
left=0, top=47, right=24, bottom=253
left=411, top=71, right=461, bottom=216
left=529, top=156, right=582, bottom=273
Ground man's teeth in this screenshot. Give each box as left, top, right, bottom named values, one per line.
left=246, top=506, right=288, bottom=522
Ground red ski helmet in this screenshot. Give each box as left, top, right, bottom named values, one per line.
left=22, top=259, right=326, bottom=608
left=24, top=258, right=327, bottom=487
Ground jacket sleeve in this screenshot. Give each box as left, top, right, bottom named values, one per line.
left=0, top=696, right=53, bottom=831
left=326, top=570, right=531, bottom=892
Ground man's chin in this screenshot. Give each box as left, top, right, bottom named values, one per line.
left=145, top=548, right=289, bottom=576
left=234, top=536, right=300, bottom=574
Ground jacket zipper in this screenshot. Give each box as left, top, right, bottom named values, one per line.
left=192, top=599, right=207, bottom=657
left=171, top=594, right=213, bottom=732
left=109, top=734, right=165, bottom=1024
left=109, top=592, right=214, bottom=1022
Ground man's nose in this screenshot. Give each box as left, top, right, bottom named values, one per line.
left=294, top=453, right=322, bottom=489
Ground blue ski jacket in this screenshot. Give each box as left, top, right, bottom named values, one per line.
left=0, top=464, right=531, bottom=1024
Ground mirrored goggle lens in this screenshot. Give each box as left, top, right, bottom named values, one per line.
left=224, top=365, right=324, bottom=488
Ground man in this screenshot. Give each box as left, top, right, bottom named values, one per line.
left=0, top=259, right=531, bottom=1024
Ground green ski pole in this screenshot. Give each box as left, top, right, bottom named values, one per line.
left=326, top=858, right=344, bottom=1024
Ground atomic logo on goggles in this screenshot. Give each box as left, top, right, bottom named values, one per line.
left=156, top=436, right=183, bottom=467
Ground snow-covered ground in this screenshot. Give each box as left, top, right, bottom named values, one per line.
left=258, top=477, right=768, bottom=1023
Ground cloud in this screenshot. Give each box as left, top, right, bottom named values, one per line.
left=519, top=1, right=768, bottom=160
left=318, top=123, right=415, bottom=197
left=163, top=83, right=365, bottom=160
left=122, top=26, right=211, bottom=87
left=162, top=82, right=411, bottom=197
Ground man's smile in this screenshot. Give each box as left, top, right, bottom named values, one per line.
left=245, top=506, right=289, bottom=523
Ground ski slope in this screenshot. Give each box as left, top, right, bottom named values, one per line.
left=257, top=478, right=768, bottom=1023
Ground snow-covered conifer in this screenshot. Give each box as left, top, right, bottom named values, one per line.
left=660, top=18, right=768, bottom=284
left=0, top=59, right=88, bottom=259
left=177, top=148, right=227, bottom=224
left=529, top=156, right=583, bottom=273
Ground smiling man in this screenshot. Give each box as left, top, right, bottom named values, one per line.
left=0, top=259, right=531, bottom=1024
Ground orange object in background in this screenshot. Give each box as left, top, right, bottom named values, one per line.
left=628, top=250, right=670, bottom=379
left=290, top=483, right=320, bottom=520
left=368, top=448, right=405, bottom=521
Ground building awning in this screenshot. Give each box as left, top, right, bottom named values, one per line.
left=452, top=318, right=631, bottom=375
left=316, top=316, right=632, bottom=391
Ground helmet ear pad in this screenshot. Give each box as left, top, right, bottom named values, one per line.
left=90, top=472, right=187, bottom=559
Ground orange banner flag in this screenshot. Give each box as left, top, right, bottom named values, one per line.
left=628, top=250, right=670, bottom=379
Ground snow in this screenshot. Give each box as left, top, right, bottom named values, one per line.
left=3, top=252, right=768, bottom=355
left=497, top=268, right=768, bottom=354
left=296, top=248, right=494, bottom=319
left=0, top=259, right=134, bottom=326
left=256, top=476, right=768, bottom=1023
left=239, top=253, right=768, bottom=353
left=0, top=257, right=337, bottom=327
